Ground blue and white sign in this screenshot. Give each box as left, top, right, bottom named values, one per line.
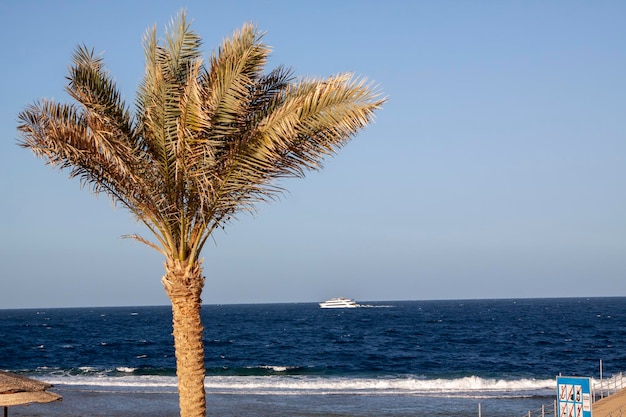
left=557, top=376, right=592, bottom=417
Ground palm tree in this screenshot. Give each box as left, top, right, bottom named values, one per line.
left=17, top=11, right=384, bottom=417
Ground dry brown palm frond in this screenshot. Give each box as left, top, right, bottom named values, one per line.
left=18, top=10, right=386, bottom=264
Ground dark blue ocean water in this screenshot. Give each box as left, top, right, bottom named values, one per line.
left=2, top=298, right=625, bottom=416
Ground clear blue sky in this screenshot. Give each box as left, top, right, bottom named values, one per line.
left=1, top=1, right=624, bottom=309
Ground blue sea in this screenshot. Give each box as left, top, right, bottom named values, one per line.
left=1, top=298, right=625, bottom=416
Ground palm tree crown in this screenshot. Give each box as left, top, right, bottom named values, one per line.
left=19, top=12, right=384, bottom=265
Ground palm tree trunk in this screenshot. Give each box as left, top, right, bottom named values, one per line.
left=162, top=259, right=207, bottom=417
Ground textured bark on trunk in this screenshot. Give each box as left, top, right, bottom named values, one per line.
left=162, top=259, right=207, bottom=417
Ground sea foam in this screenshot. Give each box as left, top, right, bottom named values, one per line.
left=41, top=374, right=555, bottom=397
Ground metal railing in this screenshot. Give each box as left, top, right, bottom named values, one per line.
left=594, top=372, right=626, bottom=417
left=516, top=401, right=557, bottom=417
left=477, top=401, right=558, bottom=417
left=595, top=372, right=626, bottom=401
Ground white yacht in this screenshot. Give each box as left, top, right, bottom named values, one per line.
left=319, top=297, right=359, bottom=309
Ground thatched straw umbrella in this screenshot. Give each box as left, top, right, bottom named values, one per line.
left=0, top=371, right=62, bottom=416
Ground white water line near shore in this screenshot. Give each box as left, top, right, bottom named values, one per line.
left=37, top=373, right=556, bottom=397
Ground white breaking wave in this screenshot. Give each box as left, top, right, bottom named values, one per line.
left=254, top=365, right=294, bottom=372
left=203, top=375, right=555, bottom=397
left=42, top=374, right=555, bottom=397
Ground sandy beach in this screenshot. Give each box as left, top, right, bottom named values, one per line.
left=593, top=387, right=626, bottom=417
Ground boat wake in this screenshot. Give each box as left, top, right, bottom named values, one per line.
left=357, top=304, right=395, bottom=308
